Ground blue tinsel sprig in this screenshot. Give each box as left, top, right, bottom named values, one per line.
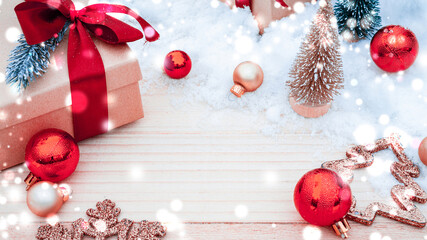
left=5, top=22, right=70, bottom=91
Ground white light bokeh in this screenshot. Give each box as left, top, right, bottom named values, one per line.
left=367, top=156, right=392, bottom=177
left=0, top=196, right=6, bottom=205
left=264, top=171, right=279, bottom=185
left=353, top=124, right=376, bottom=144
left=293, top=2, right=305, bottom=13
left=0, top=218, right=6, bottom=231
left=6, top=215, right=17, bottom=226
left=378, top=114, right=390, bottom=125
left=0, top=72, right=4, bottom=83
left=156, top=209, right=183, bottom=232
left=46, top=215, right=59, bottom=226
left=234, top=36, right=253, bottom=54
left=234, top=205, right=248, bottom=219
left=5, top=27, right=21, bottom=43
left=19, top=212, right=32, bottom=226
left=170, top=199, right=183, bottom=212
left=369, top=232, right=382, bottom=240
left=210, top=0, right=219, bottom=8
left=7, top=188, right=22, bottom=202
left=412, top=78, right=423, bottom=91
left=302, top=226, right=321, bottom=240
left=130, top=167, right=144, bottom=180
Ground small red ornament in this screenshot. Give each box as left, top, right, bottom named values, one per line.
left=25, top=129, right=80, bottom=183
left=370, top=25, right=419, bottom=73
left=163, top=50, right=192, bottom=79
left=294, top=168, right=352, bottom=227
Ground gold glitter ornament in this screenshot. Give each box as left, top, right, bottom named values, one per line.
left=322, top=134, right=427, bottom=228
left=36, top=199, right=167, bottom=240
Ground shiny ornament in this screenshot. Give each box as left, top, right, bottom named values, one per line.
left=27, top=181, right=71, bottom=217
left=294, top=168, right=352, bottom=227
left=163, top=50, right=192, bottom=79
left=370, top=25, right=418, bottom=73
left=322, top=134, right=427, bottom=228
left=25, top=128, right=80, bottom=183
left=419, top=137, right=427, bottom=166
left=230, top=61, right=264, bottom=97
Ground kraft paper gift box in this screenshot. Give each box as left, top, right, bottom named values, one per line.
left=0, top=0, right=144, bottom=171
left=220, top=0, right=315, bottom=33
left=0, top=39, right=144, bottom=171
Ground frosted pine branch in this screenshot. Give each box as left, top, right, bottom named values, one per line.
left=334, top=0, right=381, bottom=41
left=6, top=22, right=70, bottom=91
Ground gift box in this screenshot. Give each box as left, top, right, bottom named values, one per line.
left=220, top=0, right=315, bottom=33
left=0, top=0, right=144, bottom=171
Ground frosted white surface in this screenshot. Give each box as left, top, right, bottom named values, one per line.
left=115, top=0, right=427, bottom=195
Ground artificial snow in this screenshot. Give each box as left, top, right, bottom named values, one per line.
left=107, top=0, right=427, bottom=203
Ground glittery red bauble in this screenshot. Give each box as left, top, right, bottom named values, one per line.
left=294, top=168, right=352, bottom=226
left=370, top=25, right=419, bottom=73
left=163, top=50, right=192, bottom=79
left=25, top=129, right=80, bottom=183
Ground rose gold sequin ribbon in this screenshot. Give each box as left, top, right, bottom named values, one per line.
left=322, top=134, right=427, bottom=228
left=36, top=199, right=167, bottom=240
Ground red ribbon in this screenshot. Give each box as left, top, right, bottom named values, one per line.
left=15, top=0, right=159, bottom=141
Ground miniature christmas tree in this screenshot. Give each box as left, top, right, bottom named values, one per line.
left=334, top=0, right=381, bottom=42
left=287, top=1, right=344, bottom=106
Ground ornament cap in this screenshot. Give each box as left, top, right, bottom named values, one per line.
left=230, top=84, right=246, bottom=97
left=58, top=184, right=72, bottom=202
left=332, top=218, right=351, bottom=238
left=24, top=172, right=40, bottom=191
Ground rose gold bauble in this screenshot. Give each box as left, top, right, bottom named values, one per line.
left=27, top=181, right=70, bottom=217
left=419, top=137, right=427, bottom=166
left=231, top=61, right=264, bottom=97
left=289, top=96, right=331, bottom=118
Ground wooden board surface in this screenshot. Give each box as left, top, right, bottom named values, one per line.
left=1, top=87, right=427, bottom=239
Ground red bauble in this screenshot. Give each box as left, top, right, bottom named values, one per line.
left=294, top=168, right=352, bottom=226
left=370, top=25, right=419, bottom=73
left=25, top=129, right=80, bottom=183
left=163, top=50, right=192, bottom=79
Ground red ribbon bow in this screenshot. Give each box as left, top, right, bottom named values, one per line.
left=15, top=0, right=159, bottom=141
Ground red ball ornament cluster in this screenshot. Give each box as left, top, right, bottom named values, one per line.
left=24, top=128, right=79, bottom=217
left=294, top=168, right=352, bottom=237
left=370, top=25, right=418, bottom=73
left=163, top=50, right=192, bottom=79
